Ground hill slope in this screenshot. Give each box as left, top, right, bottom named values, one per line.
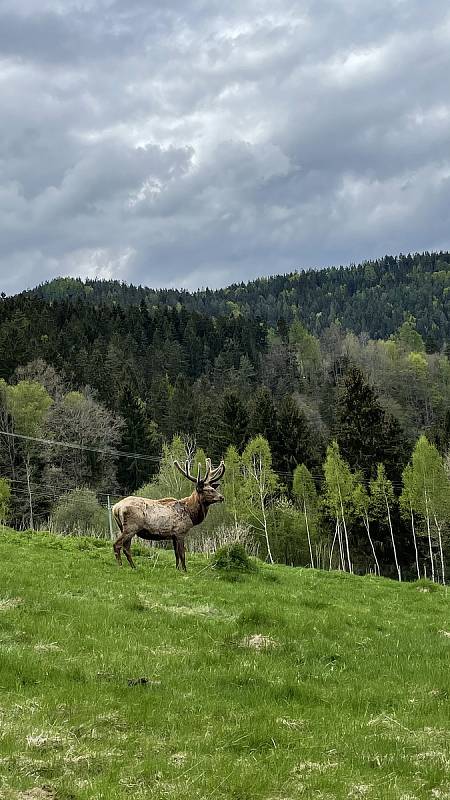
left=0, top=528, right=449, bottom=800
left=25, top=250, right=450, bottom=344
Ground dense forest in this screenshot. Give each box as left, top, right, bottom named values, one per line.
left=0, top=251, right=449, bottom=582
left=24, top=250, right=450, bottom=346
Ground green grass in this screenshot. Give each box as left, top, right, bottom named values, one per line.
left=0, top=527, right=449, bottom=800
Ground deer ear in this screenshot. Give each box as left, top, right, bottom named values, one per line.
left=210, top=482, right=220, bottom=489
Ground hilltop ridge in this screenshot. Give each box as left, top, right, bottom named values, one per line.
left=21, top=250, right=450, bottom=345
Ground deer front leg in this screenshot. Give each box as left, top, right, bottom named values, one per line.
left=172, top=536, right=180, bottom=569
left=177, top=537, right=187, bottom=572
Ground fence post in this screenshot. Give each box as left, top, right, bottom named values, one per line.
left=107, top=495, right=114, bottom=541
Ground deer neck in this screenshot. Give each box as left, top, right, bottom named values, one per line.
left=185, top=490, right=208, bottom=526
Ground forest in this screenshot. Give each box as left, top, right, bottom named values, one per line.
left=0, top=251, right=449, bottom=582
left=25, top=250, right=450, bottom=346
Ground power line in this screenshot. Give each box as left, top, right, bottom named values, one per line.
left=0, top=430, right=161, bottom=462
left=0, top=429, right=409, bottom=492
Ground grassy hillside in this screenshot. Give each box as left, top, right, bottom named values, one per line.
left=0, top=529, right=449, bottom=800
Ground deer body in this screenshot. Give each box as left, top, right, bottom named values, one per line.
left=112, top=458, right=224, bottom=570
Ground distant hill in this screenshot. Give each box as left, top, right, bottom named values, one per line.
left=25, top=250, right=450, bottom=345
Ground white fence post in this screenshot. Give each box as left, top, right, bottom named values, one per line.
left=107, top=495, right=114, bottom=541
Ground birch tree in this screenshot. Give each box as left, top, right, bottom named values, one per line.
left=408, top=436, right=449, bottom=584
left=400, top=463, right=420, bottom=580
left=6, top=381, right=53, bottom=528
left=241, top=436, right=279, bottom=564
left=222, top=445, right=243, bottom=529
left=292, top=464, right=319, bottom=568
left=370, top=464, right=401, bottom=581
left=323, top=441, right=355, bottom=572
left=352, top=479, right=381, bottom=576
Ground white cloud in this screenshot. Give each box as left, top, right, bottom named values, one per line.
left=0, top=0, right=449, bottom=294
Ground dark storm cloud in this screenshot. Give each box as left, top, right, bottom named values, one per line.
left=0, top=0, right=449, bottom=294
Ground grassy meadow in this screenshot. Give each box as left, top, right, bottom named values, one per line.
left=0, top=527, right=449, bottom=800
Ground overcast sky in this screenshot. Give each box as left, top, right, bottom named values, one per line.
left=1, top=0, right=450, bottom=295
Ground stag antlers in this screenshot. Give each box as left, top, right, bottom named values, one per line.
left=174, top=457, right=225, bottom=487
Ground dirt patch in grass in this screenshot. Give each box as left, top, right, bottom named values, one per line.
left=17, top=789, right=55, bottom=800
left=0, top=596, right=23, bottom=611
left=240, top=633, right=277, bottom=649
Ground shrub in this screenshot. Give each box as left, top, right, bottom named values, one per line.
left=213, top=542, right=256, bottom=574
left=0, top=477, right=11, bottom=524
left=51, top=488, right=108, bottom=537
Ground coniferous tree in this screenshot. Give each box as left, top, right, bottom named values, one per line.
left=218, top=390, right=249, bottom=452
left=117, top=387, right=161, bottom=492
left=247, top=387, right=277, bottom=445
left=336, top=366, right=406, bottom=481
left=272, top=395, right=316, bottom=479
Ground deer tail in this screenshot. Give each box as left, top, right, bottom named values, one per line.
left=113, top=504, right=124, bottom=533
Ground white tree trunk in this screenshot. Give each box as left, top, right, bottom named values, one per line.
left=424, top=489, right=435, bottom=582
left=384, top=489, right=401, bottom=581
left=363, top=512, right=380, bottom=576
left=329, top=521, right=338, bottom=570
left=409, top=501, right=420, bottom=580
left=338, top=484, right=352, bottom=573
left=433, top=512, right=445, bottom=586
left=337, top=519, right=345, bottom=571
left=303, top=500, right=315, bottom=568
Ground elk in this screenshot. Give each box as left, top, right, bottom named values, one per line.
left=112, top=458, right=225, bottom=571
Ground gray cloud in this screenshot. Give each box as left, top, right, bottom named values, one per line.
left=0, top=0, right=449, bottom=294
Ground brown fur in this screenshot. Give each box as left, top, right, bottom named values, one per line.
left=112, top=459, right=224, bottom=571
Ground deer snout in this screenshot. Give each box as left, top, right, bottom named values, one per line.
left=217, top=493, right=224, bottom=502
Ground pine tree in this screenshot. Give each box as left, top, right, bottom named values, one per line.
left=218, top=390, right=249, bottom=452
left=117, top=387, right=161, bottom=492
left=273, top=395, right=315, bottom=478
left=247, top=387, right=277, bottom=445
left=336, top=366, right=406, bottom=481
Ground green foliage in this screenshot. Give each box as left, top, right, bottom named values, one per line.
left=241, top=436, right=279, bottom=504
left=370, top=464, right=396, bottom=519
left=292, top=463, right=318, bottom=511
left=52, top=488, right=108, bottom=536
left=0, top=528, right=449, bottom=798
left=218, top=390, right=249, bottom=451
left=0, top=477, right=11, bottom=522
left=272, top=395, right=316, bottom=476
left=323, top=441, right=356, bottom=522
left=117, top=387, right=161, bottom=491
left=336, top=366, right=407, bottom=481
left=394, top=315, right=426, bottom=353
left=6, top=380, right=52, bottom=437
left=407, top=435, right=449, bottom=522
left=137, top=435, right=192, bottom=499
left=28, top=250, right=450, bottom=345
left=213, top=542, right=256, bottom=573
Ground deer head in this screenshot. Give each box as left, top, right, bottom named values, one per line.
left=174, top=457, right=225, bottom=505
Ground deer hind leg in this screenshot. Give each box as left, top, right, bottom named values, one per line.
left=175, top=536, right=187, bottom=572
left=172, top=536, right=180, bottom=570
left=113, top=519, right=124, bottom=565
left=113, top=513, right=137, bottom=569
left=122, top=536, right=137, bottom=569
